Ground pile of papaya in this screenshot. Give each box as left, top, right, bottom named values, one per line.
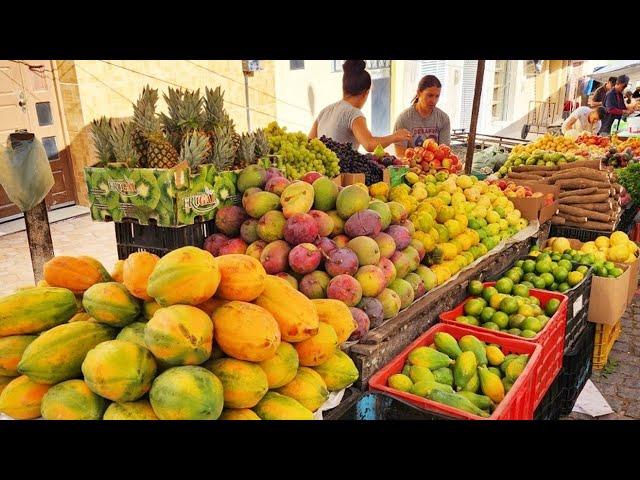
left=386, top=332, right=529, bottom=418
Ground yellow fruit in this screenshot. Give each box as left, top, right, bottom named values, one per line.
left=440, top=243, right=458, bottom=260
left=486, top=211, right=500, bottom=224
left=581, top=242, right=598, bottom=254
left=607, top=245, right=629, bottom=263
left=552, top=237, right=571, bottom=253
left=610, top=231, right=629, bottom=247
left=594, top=236, right=610, bottom=249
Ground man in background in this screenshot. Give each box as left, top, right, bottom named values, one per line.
left=599, top=75, right=638, bottom=135
left=589, top=76, right=617, bottom=108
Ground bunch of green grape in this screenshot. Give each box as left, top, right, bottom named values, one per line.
left=264, top=122, right=340, bottom=180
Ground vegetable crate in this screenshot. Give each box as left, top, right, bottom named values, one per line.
left=533, top=371, right=563, bottom=420
left=558, top=317, right=595, bottom=415
left=440, top=282, right=567, bottom=409
left=549, top=225, right=612, bottom=243
left=325, top=392, right=454, bottom=420
left=592, top=319, right=622, bottom=370
left=368, top=323, right=542, bottom=420
left=115, top=219, right=216, bottom=259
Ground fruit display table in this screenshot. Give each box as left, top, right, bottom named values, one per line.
left=346, top=222, right=548, bottom=389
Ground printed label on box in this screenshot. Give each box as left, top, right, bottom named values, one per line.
left=573, top=295, right=583, bottom=315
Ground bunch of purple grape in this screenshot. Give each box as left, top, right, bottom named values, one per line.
left=320, top=136, right=384, bottom=184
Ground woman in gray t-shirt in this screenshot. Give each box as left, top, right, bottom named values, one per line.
left=394, top=75, right=451, bottom=157
left=309, top=60, right=410, bottom=151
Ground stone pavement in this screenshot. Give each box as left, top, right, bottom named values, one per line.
left=0, top=214, right=117, bottom=297
left=0, top=213, right=637, bottom=420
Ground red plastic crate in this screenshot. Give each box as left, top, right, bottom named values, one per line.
left=368, top=323, right=542, bottom=420
left=439, top=282, right=567, bottom=410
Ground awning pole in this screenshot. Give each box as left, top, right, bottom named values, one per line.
left=465, top=60, right=486, bottom=175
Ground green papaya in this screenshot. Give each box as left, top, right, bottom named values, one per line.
left=410, top=380, right=453, bottom=398
left=458, top=335, right=488, bottom=366
left=433, top=332, right=463, bottom=359
left=488, top=367, right=503, bottom=378
left=454, top=351, right=477, bottom=391
left=500, top=354, right=519, bottom=374
left=428, top=389, right=490, bottom=418
left=409, top=365, right=435, bottom=384
left=502, top=376, right=514, bottom=393
left=462, top=371, right=480, bottom=393
left=505, top=355, right=528, bottom=382
left=432, top=367, right=453, bottom=386
left=388, top=374, right=413, bottom=392
left=401, top=364, right=412, bottom=377
left=407, top=346, right=453, bottom=370
left=458, top=391, right=493, bottom=411
left=478, top=365, right=505, bottom=403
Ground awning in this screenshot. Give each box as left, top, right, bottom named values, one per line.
left=588, top=61, right=640, bottom=82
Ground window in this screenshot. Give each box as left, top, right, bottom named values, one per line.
left=290, top=60, right=305, bottom=70
left=36, top=102, right=53, bottom=126
left=331, top=60, right=391, bottom=72
left=42, top=136, right=58, bottom=160
left=492, top=60, right=510, bottom=121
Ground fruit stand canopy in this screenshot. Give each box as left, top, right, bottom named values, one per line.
left=588, top=61, right=640, bottom=84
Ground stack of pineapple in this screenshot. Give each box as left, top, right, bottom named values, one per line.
left=90, top=85, right=270, bottom=171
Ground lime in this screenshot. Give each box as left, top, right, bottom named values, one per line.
left=505, top=268, right=523, bottom=284
left=521, top=329, right=537, bottom=338
left=480, top=306, right=497, bottom=323
left=558, top=282, right=570, bottom=293
left=545, top=298, right=560, bottom=316
left=512, top=284, right=530, bottom=298
left=495, top=277, right=514, bottom=294
left=595, top=266, right=608, bottom=277
left=604, top=261, right=615, bottom=271
left=572, top=254, right=584, bottom=264
left=464, top=298, right=486, bottom=317
left=489, top=293, right=507, bottom=310
left=610, top=267, right=623, bottom=278
left=522, top=316, right=542, bottom=333
left=468, top=280, right=484, bottom=297
left=508, top=328, right=522, bottom=336
left=537, top=253, right=551, bottom=263
left=518, top=304, right=536, bottom=317
left=529, top=296, right=541, bottom=306
left=551, top=254, right=562, bottom=262
left=535, top=261, right=552, bottom=275
left=540, top=272, right=555, bottom=287
left=522, top=260, right=536, bottom=274
left=550, top=282, right=559, bottom=291
left=576, top=265, right=589, bottom=275
left=491, top=311, right=510, bottom=329
left=561, top=254, right=573, bottom=261
left=482, top=286, right=498, bottom=303
left=530, top=245, right=540, bottom=252
left=532, top=277, right=546, bottom=289
left=455, top=315, right=472, bottom=324
left=558, top=259, right=573, bottom=271
left=521, top=281, right=534, bottom=289
left=523, top=272, right=537, bottom=283
left=567, top=271, right=584, bottom=287
left=509, top=314, right=525, bottom=329
left=499, top=296, right=519, bottom=315
left=483, top=322, right=500, bottom=331
left=551, top=266, right=568, bottom=283
left=515, top=260, right=524, bottom=268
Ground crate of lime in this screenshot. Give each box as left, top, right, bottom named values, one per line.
left=344, top=226, right=545, bottom=390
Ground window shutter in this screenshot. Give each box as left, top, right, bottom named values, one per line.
left=459, top=60, right=478, bottom=130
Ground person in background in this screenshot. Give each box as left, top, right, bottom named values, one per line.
left=589, top=76, right=617, bottom=108
left=599, top=75, right=638, bottom=135
left=632, top=81, right=640, bottom=100
left=561, top=105, right=606, bottom=138
left=309, top=60, right=411, bottom=152
left=393, top=75, right=451, bottom=158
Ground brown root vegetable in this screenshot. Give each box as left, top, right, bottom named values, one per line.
left=557, top=159, right=602, bottom=170
left=558, top=193, right=610, bottom=204
left=551, top=215, right=566, bottom=225
left=558, top=204, right=615, bottom=223
left=512, top=165, right=559, bottom=172
left=549, top=168, right=610, bottom=183
left=559, top=214, right=588, bottom=223
left=506, top=172, right=545, bottom=180
left=559, top=187, right=597, bottom=198
left=553, top=179, right=612, bottom=189
left=563, top=220, right=616, bottom=231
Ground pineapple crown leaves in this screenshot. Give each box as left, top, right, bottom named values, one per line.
left=159, top=87, right=183, bottom=134
left=109, top=121, right=141, bottom=168
left=204, top=86, right=226, bottom=130
left=210, top=125, right=235, bottom=171
left=254, top=128, right=270, bottom=157
left=90, top=116, right=115, bottom=166
left=133, top=85, right=162, bottom=137
left=237, top=132, right=257, bottom=164
left=179, top=129, right=212, bottom=169
left=176, top=88, right=205, bottom=133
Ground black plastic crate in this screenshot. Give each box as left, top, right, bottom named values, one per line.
left=533, top=372, right=563, bottom=420
left=325, top=392, right=454, bottom=420
left=558, top=319, right=596, bottom=416
left=115, top=219, right=216, bottom=260
left=617, top=205, right=638, bottom=234
left=549, top=225, right=610, bottom=243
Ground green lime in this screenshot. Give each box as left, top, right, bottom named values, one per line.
left=464, top=298, right=487, bottom=317
left=550, top=282, right=559, bottom=291
left=523, top=272, right=537, bottom=283
left=509, top=313, right=526, bottom=329
left=567, top=271, right=584, bottom=287
left=529, top=296, right=541, bottom=307
left=535, top=261, right=552, bottom=275
left=499, top=296, right=519, bottom=315
left=480, top=307, right=497, bottom=323
left=521, top=281, right=534, bottom=289
left=537, top=253, right=551, bottom=263
left=512, top=284, right=530, bottom=298
left=482, top=286, right=498, bottom=303
left=532, top=277, right=546, bottom=289
left=551, top=254, right=562, bottom=262
left=558, top=259, right=573, bottom=271
left=561, top=254, right=573, bottom=261
left=483, top=322, right=500, bottom=331
left=610, top=267, right=623, bottom=278
left=491, top=311, right=510, bottom=329
left=515, top=260, right=524, bottom=268
left=521, top=329, right=537, bottom=338
left=558, top=282, right=570, bottom=293
left=540, top=272, right=555, bottom=287
left=495, top=277, right=514, bottom=294
left=508, top=328, right=522, bottom=336
left=522, top=260, right=537, bottom=274
left=468, top=280, right=485, bottom=297
left=505, top=268, right=522, bottom=284
left=551, top=266, right=568, bottom=283
left=604, top=261, right=615, bottom=271
left=595, top=266, right=608, bottom=277
left=545, top=298, right=560, bottom=316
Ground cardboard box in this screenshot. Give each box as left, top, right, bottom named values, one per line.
left=588, top=263, right=630, bottom=325
left=626, top=256, right=639, bottom=305
left=511, top=182, right=560, bottom=224
left=332, top=173, right=366, bottom=187
left=85, top=164, right=239, bottom=227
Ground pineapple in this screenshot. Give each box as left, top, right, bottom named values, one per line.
left=203, top=86, right=226, bottom=134
left=180, top=130, right=212, bottom=169
left=176, top=88, right=205, bottom=134
left=139, top=91, right=180, bottom=169
left=235, top=132, right=256, bottom=168
left=159, top=87, right=184, bottom=152
left=132, top=86, right=157, bottom=167
left=90, top=116, right=114, bottom=166
left=210, top=125, right=235, bottom=171
left=109, top=121, right=140, bottom=168
left=254, top=128, right=270, bottom=158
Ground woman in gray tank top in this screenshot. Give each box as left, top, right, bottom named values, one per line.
left=393, top=75, right=451, bottom=157
left=309, top=60, right=411, bottom=152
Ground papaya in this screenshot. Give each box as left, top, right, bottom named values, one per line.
left=458, top=391, right=493, bottom=411
left=0, top=375, right=51, bottom=419
left=213, top=301, right=281, bottom=362
left=149, top=366, right=224, bottom=420
left=0, top=335, right=37, bottom=376
left=458, top=335, right=488, bottom=366
left=258, top=342, right=299, bottom=389
left=454, top=351, right=478, bottom=391
left=0, top=287, right=77, bottom=337
left=462, top=372, right=480, bottom=393
left=144, top=305, right=213, bottom=366
left=214, top=254, right=267, bottom=302
left=253, top=391, right=314, bottom=420
left=432, top=367, right=454, bottom=386
left=311, top=299, right=356, bottom=344
left=294, top=323, right=339, bottom=367
left=208, top=358, right=269, bottom=409
left=485, top=345, right=505, bottom=366
left=82, top=340, right=157, bottom=402
left=111, top=260, right=124, bottom=283
left=116, top=322, right=147, bottom=348
left=407, top=346, right=454, bottom=370
left=434, top=332, right=463, bottom=359
left=500, top=354, right=520, bottom=375
left=123, top=251, right=160, bottom=301
left=254, top=275, right=319, bottom=343
left=195, top=297, right=229, bottom=318
left=276, top=367, right=329, bottom=412
left=388, top=374, right=413, bottom=392
left=220, top=408, right=261, bottom=420
left=408, top=365, right=435, bottom=384
left=82, top=282, right=141, bottom=328
left=311, top=349, right=358, bottom=391
left=502, top=376, right=514, bottom=393
left=69, top=312, right=94, bottom=323
left=0, top=375, right=11, bottom=395
left=401, top=364, right=412, bottom=377
left=40, top=379, right=107, bottom=420
left=478, top=365, right=505, bottom=403
left=488, top=367, right=503, bottom=378
left=146, top=246, right=221, bottom=307
left=505, top=355, right=528, bottom=382
left=428, top=389, right=490, bottom=418
left=18, top=321, right=117, bottom=384
left=410, top=380, right=454, bottom=397
left=77, top=256, right=113, bottom=282
left=43, top=256, right=104, bottom=294
left=143, top=300, right=162, bottom=320
left=103, top=400, right=158, bottom=420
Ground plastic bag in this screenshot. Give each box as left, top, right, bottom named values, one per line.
left=471, top=145, right=508, bottom=175
left=0, top=136, right=54, bottom=212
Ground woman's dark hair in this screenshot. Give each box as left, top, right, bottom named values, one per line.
left=595, top=106, right=606, bottom=119
left=608, top=76, right=617, bottom=85
left=412, top=75, right=442, bottom=105
left=342, top=60, right=371, bottom=96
